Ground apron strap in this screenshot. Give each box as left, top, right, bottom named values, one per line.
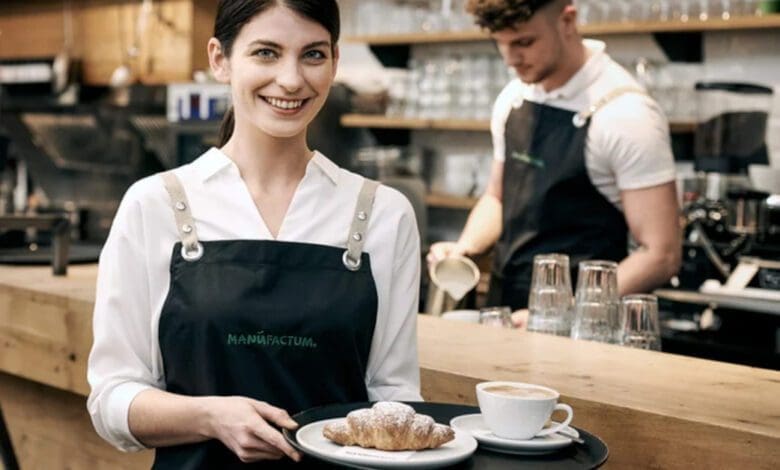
left=161, top=171, right=203, bottom=262
left=572, top=86, right=648, bottom=128
left=343, top=179, right=380, bottom=271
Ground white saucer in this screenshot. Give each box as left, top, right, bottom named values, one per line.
left=450, top=413, right=578, bottom=455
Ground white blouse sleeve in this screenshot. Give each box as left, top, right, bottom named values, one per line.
left=366, top=193, right=423, bottom=402
left=87, top=183, right=161, bottom=452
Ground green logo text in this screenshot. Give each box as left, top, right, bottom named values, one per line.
left=227, top=331, right=318, bottom=349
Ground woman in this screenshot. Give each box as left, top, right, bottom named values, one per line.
left=86, top=1, right=422, bottom=467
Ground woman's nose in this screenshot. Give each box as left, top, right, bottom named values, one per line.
left=275, top=58, right=305, bottom=93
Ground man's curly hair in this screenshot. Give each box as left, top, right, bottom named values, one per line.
left=465, top=0, right=559, bottom=32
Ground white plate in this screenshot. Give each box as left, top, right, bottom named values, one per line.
left=296, top=417, right=478, bottom=469
left=450, top=413, right=578, bottom=455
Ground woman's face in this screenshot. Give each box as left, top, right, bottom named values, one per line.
left=213, top=5, right=338, bottom=139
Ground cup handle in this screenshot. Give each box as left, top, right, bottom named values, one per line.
left=535, top=404, right=574, bottom=437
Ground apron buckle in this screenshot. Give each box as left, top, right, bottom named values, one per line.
left=181, top=242, right=204, bottom=262
left=342, top=250, right=361, bottom=271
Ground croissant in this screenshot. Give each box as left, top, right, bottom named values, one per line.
left=322, top=402, right=455, bottom=451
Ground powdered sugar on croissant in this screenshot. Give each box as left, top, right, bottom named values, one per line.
left=322, top=402, right=455, bottom=451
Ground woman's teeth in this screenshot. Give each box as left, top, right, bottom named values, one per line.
left=264, top=97, right=304, bottom=110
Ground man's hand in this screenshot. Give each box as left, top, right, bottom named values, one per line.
left=202, top=396, right=302, bottom=463
left=511, top=309, right=529, bottom=329
left=426, top=241, right=471, bottom=266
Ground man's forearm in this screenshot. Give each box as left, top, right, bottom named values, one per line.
left=458, top=194, right=503, bottom=255
left=617, top=246, right=681, bottom=296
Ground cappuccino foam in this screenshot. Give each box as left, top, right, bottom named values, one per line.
left=483, top=385, right=555, bottom=398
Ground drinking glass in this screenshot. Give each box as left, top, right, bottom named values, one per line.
left=720, top=0, right=732, bottom=19
left=527, top=254, right=574, bottom=336
left=619, top=294, right=662, bottom=351
left=479, top=306, right=514, bottom=328
left=570, top=260, right=620, bottom=344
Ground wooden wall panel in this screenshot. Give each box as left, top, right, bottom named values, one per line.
left=79, top=0, right=194, bottom=85
left=0, top=0, right=197, bottom=85
left=191, top=0, right=219, bottom=74
left=0, top=1, right=68, bottom=59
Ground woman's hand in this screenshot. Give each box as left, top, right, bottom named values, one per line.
left=202, top=396, right=302, bottom=463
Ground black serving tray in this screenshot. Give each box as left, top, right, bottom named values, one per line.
left=284, top=402, right=608, bottom=469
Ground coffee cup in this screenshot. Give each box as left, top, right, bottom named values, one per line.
left=476, top=381, right=573, bottom=440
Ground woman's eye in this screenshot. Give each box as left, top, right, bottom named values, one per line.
left=304, top=50, right=327, bottom=61
left=255, top=49, right=277, bottom=60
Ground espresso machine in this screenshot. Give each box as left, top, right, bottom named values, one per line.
left=655, top=82, right=780, bottom=370
left=0, top=58, right=165, bottom=275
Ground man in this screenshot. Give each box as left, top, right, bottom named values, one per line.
left=428, top=0, right=681, bottom=310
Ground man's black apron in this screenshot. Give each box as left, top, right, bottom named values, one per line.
left=151, top=172, right=380, bottom=469
left=487, top=89, right=642, bottom=310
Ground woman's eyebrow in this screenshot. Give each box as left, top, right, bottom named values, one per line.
left=246, top=39, right=331, bottom=49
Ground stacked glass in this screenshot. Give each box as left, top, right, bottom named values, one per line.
left=570, top=261, right=621, bottom=344
left=619, top=294, right=662, bottom=350
left=388, top=53, right=513, bottom=121
left=527, top=254, right=574, bottom=336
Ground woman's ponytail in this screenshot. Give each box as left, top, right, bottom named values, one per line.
left=217, top=106, right=235, bottom=147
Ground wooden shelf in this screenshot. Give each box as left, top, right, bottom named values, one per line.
left=345, top=14, right=780, bottom=45
left=426, top=193, right=478, bottom=210
left=347, top=30, right=487, bottom=45
left=582, top=14, right=780, bottom=35
left=342, top=114, right=695, bottom=133
left=670, top=121, right=697, bottom=133
left=341, top=114, right=490, bottom=132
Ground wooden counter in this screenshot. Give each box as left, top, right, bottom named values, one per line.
left=1, top=264, right=779, bottom=469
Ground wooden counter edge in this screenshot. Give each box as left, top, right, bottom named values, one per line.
left=421, top=368, right=780, bottom=469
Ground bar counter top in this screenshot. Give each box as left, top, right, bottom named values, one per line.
left=1, top=264, right=779, bottom=469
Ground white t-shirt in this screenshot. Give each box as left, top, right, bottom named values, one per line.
left=87, top=148, right=422, bottom=452
left=491, top=40, right=676, bottom=209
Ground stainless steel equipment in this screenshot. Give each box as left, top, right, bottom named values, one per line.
left=726, top=188, right=770, bottom=235
left=694, top=82, right=773, bottom=174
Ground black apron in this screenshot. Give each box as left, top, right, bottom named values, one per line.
left=487, top=90, right=641, bottom=310
left=152, top=172, right=380, bottom=469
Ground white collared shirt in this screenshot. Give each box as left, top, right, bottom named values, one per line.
left=491, top=40, right=676, bottom=208
left=87, top=148, right=422, bottom=452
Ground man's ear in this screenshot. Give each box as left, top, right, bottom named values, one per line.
left=560, top=3, right=578, bottom=34
left=208, top=38, right=231, bottom=83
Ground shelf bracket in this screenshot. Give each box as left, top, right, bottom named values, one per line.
left=368, top=45, right=410, bottom=68
left=653, top=31, right=703, bottom=62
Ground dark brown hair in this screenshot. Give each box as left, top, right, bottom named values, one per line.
left=214, top=0, right=340, bottom=146
left=465, top=0, right=563, bottom=32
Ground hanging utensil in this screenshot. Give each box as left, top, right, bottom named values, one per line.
left=110, top=0, right=153, bottom=88
left=52, top=0, right=74, bottom=94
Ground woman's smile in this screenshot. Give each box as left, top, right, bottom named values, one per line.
left=260, top=95, right=311, bottom=115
